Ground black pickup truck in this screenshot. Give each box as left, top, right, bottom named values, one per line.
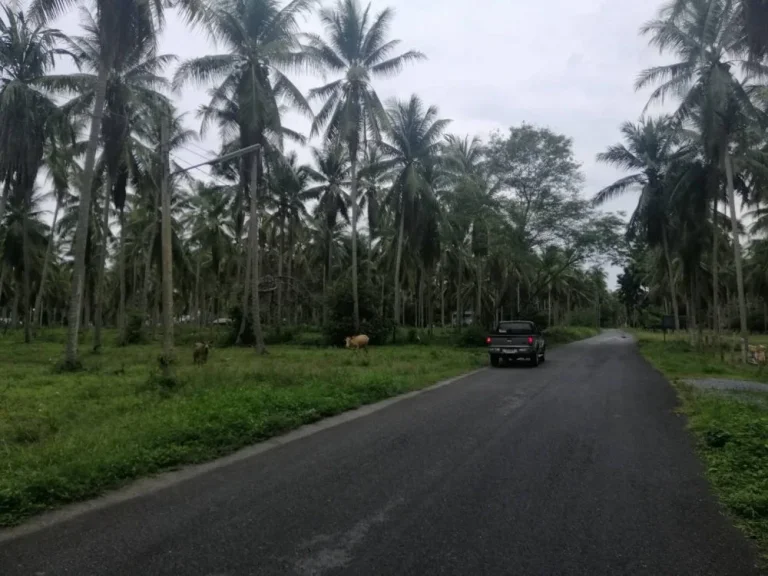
left=486, top=321, right=546, bottom=367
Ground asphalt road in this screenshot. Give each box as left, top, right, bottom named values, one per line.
left=0, top=331, right=762, bottom=576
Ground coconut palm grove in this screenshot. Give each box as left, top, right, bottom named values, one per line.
left=1, top=0, right=765, bottom=364
left=3, top=0, right=768, bottom=567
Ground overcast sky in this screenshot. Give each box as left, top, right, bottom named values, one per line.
left=51, top=0, right=674, bottom=284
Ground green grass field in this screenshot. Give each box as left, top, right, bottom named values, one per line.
left=636, top=331, right=768, bottom=561
left=0, top=330, right=487, bottom=527
left=0, top=324, right=601, bottom=527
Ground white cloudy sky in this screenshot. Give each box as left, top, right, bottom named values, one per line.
left=49, top=0, right=674, bottom=283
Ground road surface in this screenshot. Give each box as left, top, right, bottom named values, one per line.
left=0, top=331, right=762, bottom=575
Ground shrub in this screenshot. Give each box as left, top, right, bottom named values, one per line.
left=123, top=311, right=146, bottom=345
left=323, top=278, right=392, bottom=346
left=455, top=324, right=487, bottom=348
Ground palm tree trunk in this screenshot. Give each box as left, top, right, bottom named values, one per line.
left=249, top=149, right=266, bottom=354
left=712, top=198, right=722, bottom=358
left=0, top=172, right=10, bottom=233
left=764, top=299, right=767, bottom=334
left=440, top=254, right=445, bottom=328
left=661, top=225, right=680, bottom=330
left=725, top=152, right=748, bottom=363
left=65, top=59, right=109, bottom=368
left=475, top=261, right=482, bottom=327
left=350, top=153, right=360, bottom=332
left=277, top=216, right=285, bottom=327
left=236, top=229, right=252, bottom=345
left=547, top=285, right=552, bottom=328
left=22, top=206, right=31, bottom=344
left=160, top=117, right=174, bottom=365
left=140, top=221, right=156, bottom=326
left=287, top=225, right=295, bottom=325
left=566, top=290, right=571, bottom=326
left=83, top=283, right=90, bottom=332
left=0, top=265, right=5, bottom=310
left=11, top=277, right=20, bottom=329
left=118, top=208, right=127, bottom=345
left=456, top=256, right=462, bottom=330
left=33, top=194, right=61, bottom=329
left=393, top=207, right=405, bottom=326
left=194, top=256, right=200, bottom=328
left=93, top=176, right=112, bottom=352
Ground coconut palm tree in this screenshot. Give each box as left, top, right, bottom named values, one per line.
left=307, top=0, right=425, bottom=331
left=31, top=0, right=206, bottom=366
left=50, top=8, right=176, bottom=348
left=267, top=151, right=313, bottom=326
left=33, top=131, right=80, bottom=329
left=379, top=95, right=450, bottom=326
left=305, top=143, right=350, bottom=317
left=638, top=0, right=765, bottom=360
left=174, top=0, right=314, bottom=353
left=594, top=117, right=682, bottom=329
left=0, top=7, right=72, bottom=342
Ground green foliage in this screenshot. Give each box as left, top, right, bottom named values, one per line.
left=638, top=330, right=768, bottom=560
left=0, top=334, right=484, bottom=526
left=678, top=384, right=768, bottom=558
left=123, top=311, right=146, bottom=345
left=455, top=325, right=487, bottom=348
left=543, top=326, right=600, bottom=345
left=323, top=277, right=392, bottom=346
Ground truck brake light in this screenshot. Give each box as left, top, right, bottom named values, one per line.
left=527, top=336, right=534, bottom=345
left=486, top=337, right=492, bottom=345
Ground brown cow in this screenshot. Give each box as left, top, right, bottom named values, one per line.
left=193, top=342, right=210, bottom=365
left=345, top=334, right=370, bottom=352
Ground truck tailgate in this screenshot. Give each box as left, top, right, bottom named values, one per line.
left=489, top=335, right=531, bottom=347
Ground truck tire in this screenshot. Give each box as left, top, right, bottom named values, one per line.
left=531, top=352, right=540, bottom=367
left=541, top=348, right=546, bottom=363
left=490, top=355, right=500, bottom=367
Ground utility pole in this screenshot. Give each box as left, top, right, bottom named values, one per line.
left=160, top=114, right=174, bottom=373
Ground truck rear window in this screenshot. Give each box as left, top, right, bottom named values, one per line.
left=496, top=322, right=533, bottom=335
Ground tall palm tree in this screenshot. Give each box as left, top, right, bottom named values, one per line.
left=52, top=8, right=176, bottom=348
left=443, top=134, right=497, bottom=326
left=594, top=117, right=682, bottom=329
left=638, top=0, right=764, bottom=360
left=33, top=131, right=79, bottom=329
left=307, top=0, right=425, bottom=331
left=267, top=151, right=312, bottom=326
left=305, top=144, right=350, bottom=324
left=379, top=95, right=450, bottom=326
left=175, top=0, right=314, bottom=353
left=1, top=190, right=50, bottom=342
left=32, top=0, right=206, bottom=366
left=0, top=7, right=71, bottom=342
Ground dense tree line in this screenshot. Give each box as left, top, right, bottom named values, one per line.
left=607, top=0, right=768, bottom=362
left=0, top=0, right=625, bottom=367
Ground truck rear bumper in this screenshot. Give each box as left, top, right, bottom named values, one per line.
left=489, top=347, right=534, bottom=356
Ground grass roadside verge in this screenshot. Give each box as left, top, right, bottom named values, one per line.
left=636, top=332, right=768, bottom=561
left=0, top=337, right=485, bottom=527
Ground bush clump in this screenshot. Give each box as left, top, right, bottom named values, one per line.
left=323, top=278, right=392, bottom=346
left=455, top=324, right=487, bottom=348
